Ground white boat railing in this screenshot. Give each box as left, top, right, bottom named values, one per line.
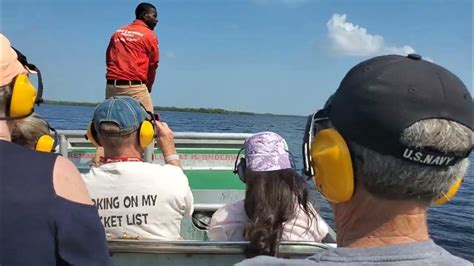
left=192, top=203, right=224, bottom=212
left=108, top=240, right=331, bottom=255
left=57, top=130, right=252, bottom=163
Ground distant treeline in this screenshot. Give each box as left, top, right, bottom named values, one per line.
left=42, top=99, right=255, bottom=115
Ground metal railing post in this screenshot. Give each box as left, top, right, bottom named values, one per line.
left=144, top=141, right=154, bottom=163
left=60, top=134, right=68, bottom=157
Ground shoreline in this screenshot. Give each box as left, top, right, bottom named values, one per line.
left=42, top=99, right=303, bottom=117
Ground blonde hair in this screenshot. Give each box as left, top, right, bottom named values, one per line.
left=0, top=86, right=10, bottom=115
left=11, top=113, right=51, bottom=149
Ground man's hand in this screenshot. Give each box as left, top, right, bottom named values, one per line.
left=155, top=121, right=180, bottom=167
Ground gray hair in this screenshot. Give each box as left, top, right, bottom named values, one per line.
left=98, top=122, right=137, bottom=153
left=350, top=119, right=471, bottom=201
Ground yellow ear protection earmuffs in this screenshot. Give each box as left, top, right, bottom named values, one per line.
left=36, top=125, right=58, bottom=153
left=303, top=110, right=354, bottom=203
left=432, top=177, right=464, bottom=205
left=303, top=109, right=466, bottom=205
left=233, top=148, right=247, bottom=183
left=85, top=122, right=101, bottom=147
left=85, top=102, right=156, bottom=149
left=138, top=110, right=156, bottom=148
left=1, top=48, right=43, bottom=120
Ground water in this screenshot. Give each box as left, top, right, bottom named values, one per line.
left=37, top=104, right=474, bottom=262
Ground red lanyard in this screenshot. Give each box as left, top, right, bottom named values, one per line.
left=100, top=157, right=142, bottom=164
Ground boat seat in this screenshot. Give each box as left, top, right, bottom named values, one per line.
left=109, top=240, right=332, bottom=266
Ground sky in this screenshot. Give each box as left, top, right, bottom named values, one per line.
left=1, top=0, right=472, bottom=115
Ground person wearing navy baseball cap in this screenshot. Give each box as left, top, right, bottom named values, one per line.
left=238, top=54, right=473, bottom=265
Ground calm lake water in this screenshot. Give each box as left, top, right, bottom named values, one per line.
left=37, top=104, right=474, bottom=262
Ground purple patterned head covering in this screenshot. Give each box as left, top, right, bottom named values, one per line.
left=244, top=132, right=292, bottom=171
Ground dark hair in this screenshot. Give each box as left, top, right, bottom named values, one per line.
left=243, top=169, right=315, bottom=258
left=135, top=2, right=156, bottom=19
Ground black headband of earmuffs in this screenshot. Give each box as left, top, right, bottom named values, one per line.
left=142, top=103, right=158, bottom=139
left=33, top=114, right=58, bottom=152
left=11, top=47, right=43, bottom=105
left=233, top=148, right=245, bottom=174
left=48, top=126, right=58, bottom=152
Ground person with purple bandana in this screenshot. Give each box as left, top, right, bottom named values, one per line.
left=209, top=132, right=328, bottom=258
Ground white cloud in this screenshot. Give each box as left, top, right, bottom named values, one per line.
left=384, top=45, right=416, bottom=56
left=326, top=14, right=417, bottom=57
left=164, top=51, right=176, bottom=59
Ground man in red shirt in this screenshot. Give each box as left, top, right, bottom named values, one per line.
left=105, top=2, right=159, bottom=112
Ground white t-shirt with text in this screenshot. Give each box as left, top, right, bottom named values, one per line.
left=82, top=161, right=194, bottom=240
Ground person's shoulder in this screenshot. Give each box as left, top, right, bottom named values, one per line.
left=147, top=162, right=184, bottom=173
left=219, top=200, right=245, bottom=213
left=434, top=246, right=472, bottom=265
left=137, top=163, right=189, bottom=183
left=53, top=156, right=93, bottom=205
left=209, top=200, right=247, bottom=240
left=110, top=23, right=130, bottom=35
left=80, top=165, right=97, bottom=184
left=118, top=21, right=136, bottom=30
left=143, top=30, right=158, bottom=42
left=445, top=255, right=472, bottom=266
left=223, top=200, right=245, bottom=214
left=211, top=200, right=246, bottom=225
left=6, top=140, right=56, bottom=158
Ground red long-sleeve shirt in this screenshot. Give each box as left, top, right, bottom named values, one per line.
left=106, top=20, right=159, bottom=91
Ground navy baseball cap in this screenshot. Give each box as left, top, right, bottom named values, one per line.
left=328, top=54, right=473, bottom=167
left=93, top=97, right=147, bottom=135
